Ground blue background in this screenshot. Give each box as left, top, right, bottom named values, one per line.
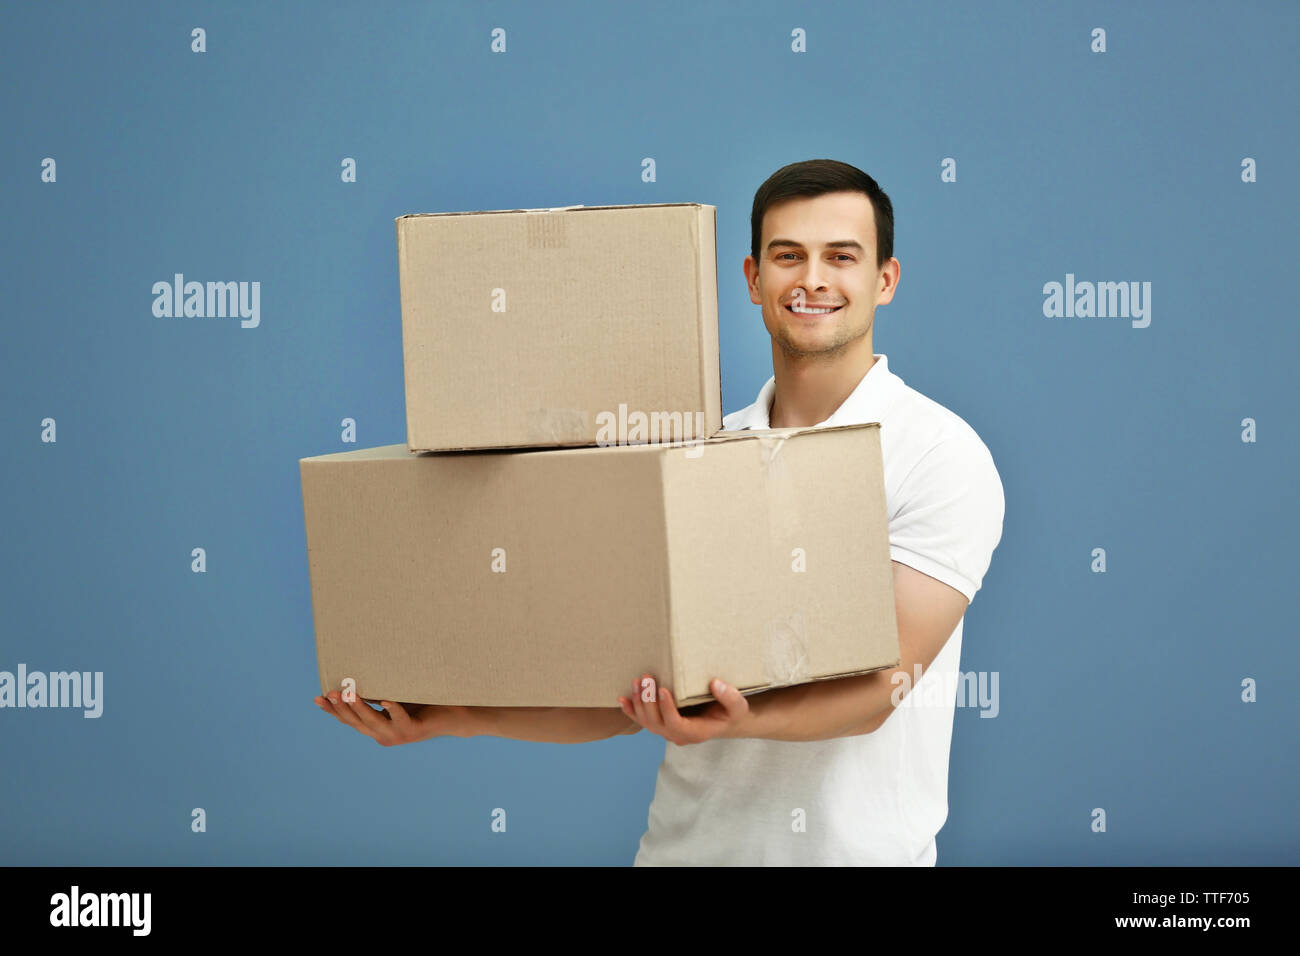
left=2, top=0, right=1296, bottom=865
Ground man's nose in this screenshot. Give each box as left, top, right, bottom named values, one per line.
left=797, top=265, right=829, bottom=295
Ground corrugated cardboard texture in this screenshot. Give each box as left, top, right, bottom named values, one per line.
left=661, top=425, right=899, bottom=705
left=299, top=423, right=899, bottom=708
left=395, top=203, right=722, bottom=452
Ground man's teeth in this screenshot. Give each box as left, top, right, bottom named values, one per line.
left=790, top=306, right=839, bottom=314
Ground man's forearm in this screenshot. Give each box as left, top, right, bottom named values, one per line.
left=730, top=668, right=902, bottom=742
left=457, top=705, right=640, bottom=743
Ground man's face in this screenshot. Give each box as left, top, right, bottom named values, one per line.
left=744, top=191, right=898, bottom=359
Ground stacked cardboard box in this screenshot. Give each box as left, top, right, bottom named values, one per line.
left=299, top=202, right=900, bottom=708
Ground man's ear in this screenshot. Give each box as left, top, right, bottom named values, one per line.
left=744, top=255, right=762, bottom=305
left=876, top=257, right=901, bottom=306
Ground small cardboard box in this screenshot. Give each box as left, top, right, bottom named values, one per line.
left=395, top=202, right=723, bottom=452
left=299, top=423, right=900, bottom=708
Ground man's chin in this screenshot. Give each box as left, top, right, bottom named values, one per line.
left=774, top=329, right=849, bottom=358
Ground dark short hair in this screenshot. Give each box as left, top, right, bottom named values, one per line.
left=750, top=159, right=894, bottom=271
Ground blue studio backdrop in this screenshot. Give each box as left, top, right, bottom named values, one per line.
left=2, top=0, right=1297, bottom=865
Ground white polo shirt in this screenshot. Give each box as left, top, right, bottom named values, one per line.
left=633, top=353, right=1005, bottom=866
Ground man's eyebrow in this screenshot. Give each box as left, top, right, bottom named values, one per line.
left=766, top=238, right=866, bottom=253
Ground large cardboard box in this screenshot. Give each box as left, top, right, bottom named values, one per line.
left=395, top=202, right=723, bottom=452
left=299, top=423, right=900, bottom=708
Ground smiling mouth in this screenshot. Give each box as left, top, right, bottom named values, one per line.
left=786, top=304, right=843, bottom=316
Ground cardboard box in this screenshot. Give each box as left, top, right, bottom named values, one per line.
left=299, top=423, right=900, bottom=708
left=395, top=203, right=722, bottom=452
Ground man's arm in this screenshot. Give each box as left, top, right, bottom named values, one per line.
left=329, top=562, right=964, bottom=746
left=316, top=690, right=642, bottom=746
left=722, top=560, right=971, bottom=742
left=458, top=705, right=641, bottom=742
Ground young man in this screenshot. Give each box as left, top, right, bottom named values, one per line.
left=314, top=159, right=1005, bottom=867
left=622, top=159, right=1006, bottom=865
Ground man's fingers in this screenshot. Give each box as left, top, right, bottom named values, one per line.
left=636, top=674, right=666, bottom=734
left=323, top=692, right=377, bottom=738
left=656, top=686, right=694, bottom=743
left=655, top=685, right=685, bottom=740
left=345, top=695, right=390, bottom=734
left=381, top=701, right=420, bottom=738
left=629, top=677, right=645, bottom=725
left=709, top=679, right=749, bottom=720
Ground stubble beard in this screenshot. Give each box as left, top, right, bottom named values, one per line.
left=771, top=308, right=869, bottom=362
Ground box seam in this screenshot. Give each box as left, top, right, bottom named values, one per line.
left=658, top=450, right=680, bottom=704
left=395, top=217, right=416, bottom=451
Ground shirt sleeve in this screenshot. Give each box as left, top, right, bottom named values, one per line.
left=887, top=435, right=1006, bottom=604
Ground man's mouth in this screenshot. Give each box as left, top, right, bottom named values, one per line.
left=786, top=304, right=843, bottom=316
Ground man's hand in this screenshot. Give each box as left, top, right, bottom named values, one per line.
left=313, top=689, right=467, bottom=746
left=617, top=673, right=751, bottom=745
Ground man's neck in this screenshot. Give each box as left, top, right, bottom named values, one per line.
left=768, top=338, right=876, bottom=428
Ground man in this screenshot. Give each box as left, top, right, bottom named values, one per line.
left=621, top=159, right=1006, bottom=865
left=314, top=158, right=1005, bottom=867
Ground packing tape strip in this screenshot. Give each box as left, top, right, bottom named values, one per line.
left=756, top=433, right=789, bottom=469
left=526, top=212, right=568, bottom=248
left=757, top=435, right=809, bottom=688
left=763, top=608, right=810, bottom=688
left=756, top=433, right=802, bottom=545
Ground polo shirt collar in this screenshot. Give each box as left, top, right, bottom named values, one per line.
left=728, top=353, right=899, bottom=430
